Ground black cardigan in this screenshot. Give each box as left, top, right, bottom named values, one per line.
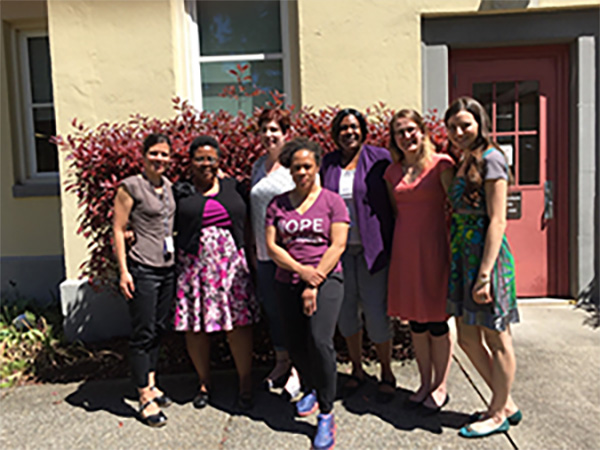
left=173, top=177, right=248, bottom=256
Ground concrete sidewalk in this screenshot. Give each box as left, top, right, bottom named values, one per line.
left=1, top=304, right=599, bottom=450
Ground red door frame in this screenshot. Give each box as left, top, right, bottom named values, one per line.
left=450, top=45, right=570, bottom=296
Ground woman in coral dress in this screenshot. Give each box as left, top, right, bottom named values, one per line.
left=384, top=109, right=455, bottom=413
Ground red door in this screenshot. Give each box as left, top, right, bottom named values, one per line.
left=451, top=45, right=569, bottom=297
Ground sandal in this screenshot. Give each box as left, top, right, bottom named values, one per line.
left=138, top=398, right=167, bottom=427
left=150, top=386, right=172, bottom=408
left=193, top=387, right=210, bottom=409
left=342, top=374, right=366, bottom=398
left=376, top=377, right=396, bottom=404
left=236, top=391, right=254, bottom=411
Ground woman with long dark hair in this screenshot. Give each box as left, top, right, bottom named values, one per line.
left=444, top=97, right=520, bottom=438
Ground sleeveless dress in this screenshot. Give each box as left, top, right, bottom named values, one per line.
left=446, top=148, right=518, bottom=331
left=384, top=153, right=453, bottom=322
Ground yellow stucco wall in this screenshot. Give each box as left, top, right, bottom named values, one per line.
left=296, top=0, right=598, bottom=111
left=47, top=0, right=182, bottom=279
left=0, top=1, right=63, bottom=257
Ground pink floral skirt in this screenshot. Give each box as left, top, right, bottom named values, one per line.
left=174, top=226, right=258, bottom=333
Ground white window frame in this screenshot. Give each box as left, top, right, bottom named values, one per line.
left=11, top=27, right=59, bottom=195
left=186, top=0, right=292, bottom=110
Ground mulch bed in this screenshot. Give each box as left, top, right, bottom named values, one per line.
left=31, top=320, right=414, bottom=385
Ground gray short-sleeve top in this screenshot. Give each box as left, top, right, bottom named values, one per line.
left=121, top=174, right=175, bottom=268
left=484, top=148, right=509, bottom=181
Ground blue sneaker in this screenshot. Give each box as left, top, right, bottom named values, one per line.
left=296, top=390, right=318, bottom=417
left=313, top=413, right=336, bottom=450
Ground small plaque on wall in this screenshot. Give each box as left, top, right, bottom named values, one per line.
left=507, top=191, right=522, bottom=220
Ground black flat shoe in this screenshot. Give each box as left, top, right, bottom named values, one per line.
left=404, top=396, right=424, bottom=409
left=138, top=399, right=167, bottom=427
left=236, top=391, right=254, bottom=411
left=376, top=378, right=396, bottom=404
left=421, top=394, right=450, bottom=415
left=342, top=374, right=366, bottom=398
left=151, top=386, right=172, bottom=408
left=193, top=390, right=210, bottom=409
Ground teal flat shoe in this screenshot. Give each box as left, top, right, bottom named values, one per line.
left=507, top=410, right=522, bottom=425
left=459, top=419, right=509, bottom=438
left=468, top=409, right=522, bottom=426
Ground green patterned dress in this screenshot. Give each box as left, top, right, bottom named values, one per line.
left=446, top=148, right=518, bottom=331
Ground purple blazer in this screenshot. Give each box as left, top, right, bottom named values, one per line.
left=320, top=144, right=394, bottom=273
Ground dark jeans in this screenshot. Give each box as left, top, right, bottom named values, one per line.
left=128, top=260, right=175, bottom=388
left=257, top=260, right=287, bottom=351
left=275, top=273, right=344, bottom=414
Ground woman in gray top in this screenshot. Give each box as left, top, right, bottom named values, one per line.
left=113, top=134, right=176, bottom=427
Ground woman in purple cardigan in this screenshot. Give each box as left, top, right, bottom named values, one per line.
left=320, top=108, right=396, bottom=403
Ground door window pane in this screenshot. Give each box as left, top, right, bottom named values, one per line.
left=201, top=60, right=283, bottom=115
left=198, top=1, right=281, bottom=56
left=27, top=36, right=53, bottom=104
left=496, top=82, right=515, bottom=132
left=518, top=135, right=539, bottom=185
left=473, top=82, right=493, bottom=123
left=518, top=81, right=539, bottom=131
left=496, top=135, right=515, bottom=177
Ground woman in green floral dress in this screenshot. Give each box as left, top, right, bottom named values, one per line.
left=444, top=97, right=521, bottom=438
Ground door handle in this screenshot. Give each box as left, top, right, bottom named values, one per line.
left=543, top=180, right=554, bottom=221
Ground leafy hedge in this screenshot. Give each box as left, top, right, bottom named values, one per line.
left=56, top=97, right=446, bottom=284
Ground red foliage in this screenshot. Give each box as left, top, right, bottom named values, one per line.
left=56, top=97, right=447, bottom=284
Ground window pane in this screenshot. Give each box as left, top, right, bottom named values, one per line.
left=201, top=60, right=283, bottom=115
left=27, top=36, right=53, bottom=103
left=496, top=82, right=515, bottom=132
left=198, top=1, right=281, bottom=56
left=473, top=82, right=493, bottom=124
left=518, top=135, right=539, bottom=185
left=496, top=135, right=515, bottom=179
left=33, top=107, right=58, bottom=172
left=518, top=81, right=539, bottom=131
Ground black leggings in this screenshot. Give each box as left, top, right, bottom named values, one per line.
left=409, top=320, right=449, bottom=337
left=128, top=260, right=175, bottom=388
left=275, top=273, right=344, bottom=414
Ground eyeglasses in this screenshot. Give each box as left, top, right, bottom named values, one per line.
left=396, top=126, right=418, bottom=138
left=192, top=155, right=217, bottom=164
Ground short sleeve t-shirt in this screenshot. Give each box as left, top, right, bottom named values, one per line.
left=265, top=188, right=350, bottom=283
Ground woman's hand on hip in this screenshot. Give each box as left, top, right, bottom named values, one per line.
left=302, top=287, right=318, bottom=316
left=298, top=265, right=326, bottom=287
left=120, top=271, right=135, bottom=300
left=472, top=281, right=492, bottom=304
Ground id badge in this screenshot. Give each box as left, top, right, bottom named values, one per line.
left=164, top=236, right=175, bottom=255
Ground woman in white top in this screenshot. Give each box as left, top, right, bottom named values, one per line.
left=249, top=108, right=298, bottom=391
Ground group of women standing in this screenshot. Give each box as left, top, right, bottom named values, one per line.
left=113, top=96, right=520, bottom=448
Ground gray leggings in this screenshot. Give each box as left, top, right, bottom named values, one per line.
left=275, top=273, right=344, bottom=414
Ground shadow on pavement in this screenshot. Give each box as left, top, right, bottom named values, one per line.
left=65, top=378, right=137, bottom=418
left=338, top=373, right=471, bottom=434
left=63, top=370, right=470, bottom=439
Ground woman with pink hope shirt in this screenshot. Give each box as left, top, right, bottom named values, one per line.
left=265, top=137, right=349, bottom=450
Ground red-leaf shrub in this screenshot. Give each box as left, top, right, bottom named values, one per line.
left=56, top=98, right=446, bottom=284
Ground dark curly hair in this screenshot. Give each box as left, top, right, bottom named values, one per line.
left=279, top=137, right=323, bottom=168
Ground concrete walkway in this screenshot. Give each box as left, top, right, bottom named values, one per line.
left=1, top=303, right=599, bottom=450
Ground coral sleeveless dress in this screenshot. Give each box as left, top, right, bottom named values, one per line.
left=384, top=153, right=453, bottom=322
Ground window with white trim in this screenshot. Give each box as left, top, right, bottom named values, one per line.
left=192, top=0, right=289, bottom=115
left=15, top=30, right=58, bottom=186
